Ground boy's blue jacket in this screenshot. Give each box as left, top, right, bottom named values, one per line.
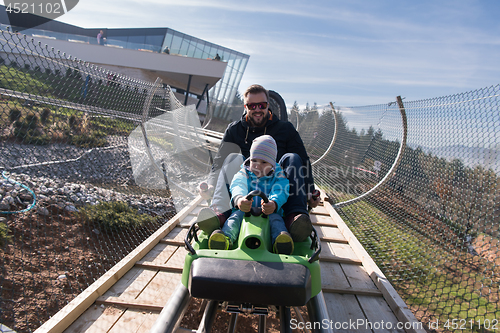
left=230, top=160, right=290, bottom=216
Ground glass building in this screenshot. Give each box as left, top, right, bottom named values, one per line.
left=0, top=8, right=249, bottom=108
left=106, top=28, right=249, bottom=107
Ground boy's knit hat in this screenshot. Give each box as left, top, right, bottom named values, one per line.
left=250, top=135, right=278, bottom=168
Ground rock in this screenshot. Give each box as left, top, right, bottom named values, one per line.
left=64, top=205, right=78, bottom=212
left=37, top=207, right=49, bottom=216
left=19, top=194, right=33, bottom=202
left=5, top=244, right=13, bottom=254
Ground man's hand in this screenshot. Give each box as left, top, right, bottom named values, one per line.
left=261, top=200, right=276, bottom=215
left=307, top=190, right=321, bottom=209
left=237, top=197, right=253, bottom=213
left=198, top=182, right=214, bottom=201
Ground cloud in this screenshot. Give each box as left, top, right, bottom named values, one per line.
left=58, top=0, right=500, bottom=106
left=136, top=0, right=338, bottom=20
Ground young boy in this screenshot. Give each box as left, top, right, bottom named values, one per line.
left=204, top=135, right=294, bottom=255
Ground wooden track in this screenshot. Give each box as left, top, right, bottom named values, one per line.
left=35, top=195, right=425, bottom=333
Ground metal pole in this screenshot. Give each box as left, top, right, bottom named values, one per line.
left=197, top=83, right=209, bottom=109
left=279, top=306, right=292, bottom=333
left=258, top=315, right=267, bottom=333
left=306, top=291, right=333, bottom=333
left=201, top=86, right=212, bottom=129
left=293, top=307, right=311, bottom=333
left=149, top=283, right=192, bottom=333
left=184, top=74, right=192, bottom=106
left=196, top=300, right=219, bottom=333
left=227, top=313, right=238, bottom=333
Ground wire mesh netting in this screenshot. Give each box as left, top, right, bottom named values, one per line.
left=1, top=24, right=500, bottom=333
left=297, top=88, right=499, bottom=331
left=0, top=29, right=213, bottom=332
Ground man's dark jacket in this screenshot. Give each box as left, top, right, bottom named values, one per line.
left=208, top=110, right=315, bottom=195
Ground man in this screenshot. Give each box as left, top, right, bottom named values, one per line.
left=197, top=84, right=320, bottom=242
left=97, top=30, right=103, bottom=45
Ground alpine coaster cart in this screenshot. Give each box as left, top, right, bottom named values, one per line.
left=150, top=190, right=331, bottom=333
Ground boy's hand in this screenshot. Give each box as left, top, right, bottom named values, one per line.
left=261, top=200, right=276, bottom=215
left=198, top=182, right=214, bottom=200
left=308, top=195, right=321, bottom=208
left=237, top=197, right=253, bottom=213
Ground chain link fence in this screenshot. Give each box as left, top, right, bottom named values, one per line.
left=298, top=87, right=499, bottom=332
left=1, top=25, right=499, bottom=333
left=0, top=29, right=190, bottom=332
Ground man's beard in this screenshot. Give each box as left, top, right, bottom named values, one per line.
left=248, top=111, right=269, bottom=127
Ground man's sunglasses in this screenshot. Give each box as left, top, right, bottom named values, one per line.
left=245, top=102, right=268, bottom=110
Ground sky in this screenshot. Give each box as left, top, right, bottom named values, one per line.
left=54, top=0, right=500, bottom=108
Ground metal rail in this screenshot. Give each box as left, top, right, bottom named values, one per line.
left=334, top=96, right=408, bottom=207
left=311, top=102, right=338, bottom=166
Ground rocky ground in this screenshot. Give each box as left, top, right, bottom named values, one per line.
left=0, top=138, right=302, bottom=332
left=0, top=138, right=176, bottom=331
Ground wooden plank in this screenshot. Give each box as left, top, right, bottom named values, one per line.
left=136, top=243, right=177, bottom=266
left=320, top=262, right=381, bottom=296
left=179, top=214, right=197, bottom=227
left=319, top=242, right=362, bottom=265
left=321, top=237, right=348, bottom=244
left=97, top=269, right=182, bottom=309
left=317, top=225, right=347, bottom=243
left=133, top=271, right=182, bottom=307
left=160, top=239, right=185, bottom=246
left=190, top=204, right=209, bottom=215
left=323, top=293, right=371, bottom=333
left=310, top=214, right=335, bottom=225
left=162, top=227, right=188, bottom=244
left=36, top=195, right=204, bottom=333
left=313, top=221, right=338, bottom=227
left=320, top=261, right=351, bottom=290
left=310, top=205, right=330, bottom=216
left=107, top=309, right=159, bottom=333
left=322, top=287, right=383, bottom=297
left=342, top=264, right=378, bottom=291
left=95, top=299, right=164, bottom=313
left=320, top=255, right=362, bottom=265
left=97, top=267, right=157, bottom=302
left=323, top=200, right=426, bottom=333
left=324, top=242, right=359, bottom=262
left=164, top=246, right=188, bottom=269
left=134, top=263, right=183, bottom=273
left=63, top=305, right=124, bottom=333
left=136, top=242, right=186, bottom=271
left=357, top=295, right=406, bottom=333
